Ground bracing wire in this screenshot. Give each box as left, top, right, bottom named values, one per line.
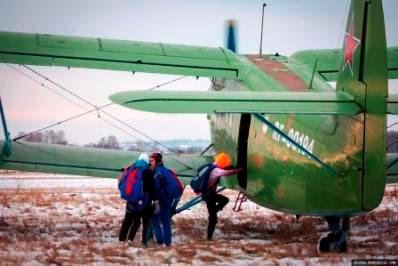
left=388, top=121, right=398, bottom=129
left=8, top=64, right=194, bottom=169
left=6, top=64, right=142, bottom=142
left=6, top=64, right=88, bottom=110
left=22, top=66, right=189, bottom=160
left=148, top=76, right=186, bottom=91
left=22, top=65, right=97, bottom=109
left=13, top=103, right=113, bottom=141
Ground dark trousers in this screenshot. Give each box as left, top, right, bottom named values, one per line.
left=119, top=203, right=152, bottom=244
left=204, top=192, right=229, bottom=240
left=152, top=203, right=172, bottom=246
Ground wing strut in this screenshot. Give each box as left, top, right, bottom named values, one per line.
left=0, top=98, right=12, bottom=157
left=200, top=143, right=214, bottom=156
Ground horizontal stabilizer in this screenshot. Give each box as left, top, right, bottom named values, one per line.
left=290, top=47, right=398, bottom=81
left=110, top=90, right=361, bottom=115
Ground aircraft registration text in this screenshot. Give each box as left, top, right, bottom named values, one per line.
left=264, top=120, right=315, bottom=156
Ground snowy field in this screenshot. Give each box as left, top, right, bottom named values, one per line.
left=0, top=170, right=397, bottom=265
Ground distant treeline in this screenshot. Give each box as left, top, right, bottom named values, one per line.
left=16, top=130, right=68, bottom=145
left=122, top=139, right=210, bottom=154
left=15, top=130, right=121, bottom=149
left=18, top=129, right=398, bottom=154
left=15, top=130, right=211, bottom=154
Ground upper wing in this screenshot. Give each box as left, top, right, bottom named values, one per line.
left=109, top=90, right=361, bottom=115
left=0, top=31, right=250, bottom=79
left=290, top=47, right=398, bottom=81
left=1, top=31, right=396, bottom=83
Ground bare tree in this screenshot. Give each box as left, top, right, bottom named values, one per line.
left=85, top=135, right=121, bottom=150
left=17, top=130, right=68, bottom=145
left=16, top=131, right=44, bottom=143
left=42, top=130, right=68, bottom=145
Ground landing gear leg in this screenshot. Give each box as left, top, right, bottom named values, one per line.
left=319, top=216, right=349, bottom=253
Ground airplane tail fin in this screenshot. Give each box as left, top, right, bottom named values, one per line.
left=336, top=0, right=388, bottom=211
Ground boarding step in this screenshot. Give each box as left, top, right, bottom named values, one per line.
left=233, top=191, right=247, bottom=212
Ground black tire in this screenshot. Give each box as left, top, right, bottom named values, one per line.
left=338, top=240, right=348, bottom=252
left=319, top=237, right=330, bottom=252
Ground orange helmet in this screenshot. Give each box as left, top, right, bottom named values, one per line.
left=214, top=152, right=232, bottom=169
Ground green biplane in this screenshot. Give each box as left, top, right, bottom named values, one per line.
left=1, top=0, right=398, bottom=252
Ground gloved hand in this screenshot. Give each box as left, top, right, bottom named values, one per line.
left=153, top=200, right=160, bottom=214
left=232, top=168, right=243, bottom=175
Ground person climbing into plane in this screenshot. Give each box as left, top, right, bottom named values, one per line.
left=202, top=152, right=242, bottom=240
left=118, top=153, right=157, bottom=246
left=150, top=152, right=183, bottom=247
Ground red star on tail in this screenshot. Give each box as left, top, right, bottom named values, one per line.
left=343, top=16, right=361, bottom=76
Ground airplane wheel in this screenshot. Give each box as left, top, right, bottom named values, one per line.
left=319, top=232, right=347, bottom=253
left=319, top=236, right=331, bottom=252
left=338, top=240, right=347, bottom=252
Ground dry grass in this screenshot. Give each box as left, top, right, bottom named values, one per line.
left=0, top=174, right=397, bottom=264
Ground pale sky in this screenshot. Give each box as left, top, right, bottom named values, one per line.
left=0, top=0, right=397, bottom=145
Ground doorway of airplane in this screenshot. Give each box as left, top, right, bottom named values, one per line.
left=237, top=113, right=251, bottom=189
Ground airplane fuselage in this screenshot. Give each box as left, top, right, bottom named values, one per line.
left=210, top=54, right=368, bottom=216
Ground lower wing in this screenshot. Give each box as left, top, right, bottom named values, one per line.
left=0, top=140, right=211, bottom=185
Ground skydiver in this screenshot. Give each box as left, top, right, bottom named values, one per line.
left=118, top=153, right=157, bottom=246
left=150, top=152, right=183, bottom=247
left=202, top=153, right=242, bottom=240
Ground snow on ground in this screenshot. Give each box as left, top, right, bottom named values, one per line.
left=0, top=170, right=397, bottom=265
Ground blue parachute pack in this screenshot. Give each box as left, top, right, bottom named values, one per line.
left=118, top=160, right=149, bottom=210
left=154, top=165, right=184, bottom=201
left=190, top=163, right=216, bottom=194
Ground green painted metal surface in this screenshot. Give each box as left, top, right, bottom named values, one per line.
left=335, top=0, right=387, bottom=211
left=0, top=31, right=310, bottom=93
left=0, top=31, right=250, bottom=79
left=208, top=0, right=387, bottom=215
left=110, top=90, right=360, bottom=114
left=291, top=46, right=398, bottom=80
left=0, top=140, right=210, bottom=185
left=207, top=78, right=365, bottom=215
left=246, top=114, right=363, bottom=215
left=0, top=0, right=391, bottom=216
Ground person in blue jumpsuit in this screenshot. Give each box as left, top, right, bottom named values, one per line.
left=150, top=152, right=183, bottom=247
